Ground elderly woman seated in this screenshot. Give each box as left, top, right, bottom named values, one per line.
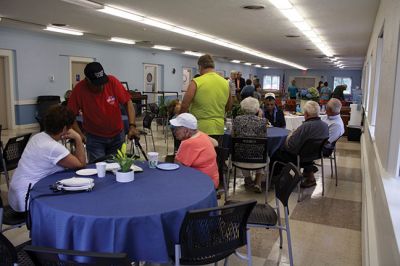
left=171, top=113, right=219, bottom=188
left=8, top=105, right=86, bottom=212
left=233, top=97, right=267, bottom=193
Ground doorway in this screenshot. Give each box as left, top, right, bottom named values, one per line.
left=69, top=57, right=94, bottom=90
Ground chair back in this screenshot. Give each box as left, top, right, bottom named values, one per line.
left=178, top=200, right=256, bottom=264
left=323, top=135, right=342, bottom=157
left=298, top=138, right=328, bottom=163
left=0, top=233, right=18, bottom=265
left=1, top=133, right=31, bottom=171
left=24, top=245, right=131, bottom=266
left=142, top=112, right=155, bottom=130
left=275, top=163, right=302, bottom=207
left=231, top=137, right=268, bottom=164
left=148, top=103, right=160, bottom=114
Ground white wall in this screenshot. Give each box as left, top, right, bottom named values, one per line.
left=361, top=0, right=400, bottom=265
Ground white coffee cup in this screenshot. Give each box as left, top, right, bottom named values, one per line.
left=96, top=162, right=107, bottom=178
left=147, top=152, right=159, bottom=168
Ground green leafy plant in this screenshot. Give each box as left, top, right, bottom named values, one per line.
left=113, top=143, right=133, bottom=172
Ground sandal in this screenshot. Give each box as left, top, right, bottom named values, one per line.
left=252, top=185, right=262, bottom=193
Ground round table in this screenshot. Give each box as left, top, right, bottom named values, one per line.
left=224, top=127, right=289, bottom=157
left=29, top=162, right=217, bottom=263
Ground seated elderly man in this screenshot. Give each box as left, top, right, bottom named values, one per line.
left=233, top=97, right=267, bottom=193
left=270, top=101, right=329, bottom=187
left=302, top=98, right=345, bottom=181
left=263, top=93, right=286, bottom=128
left=171, top=113, right=219, bottom=188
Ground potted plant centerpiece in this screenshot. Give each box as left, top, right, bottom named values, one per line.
left=299, top=87, right=320, bottom=112
left=113, top=143, right=134, bottom=183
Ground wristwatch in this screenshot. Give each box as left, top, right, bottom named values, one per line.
left=129, top=123, right=136, bottom=128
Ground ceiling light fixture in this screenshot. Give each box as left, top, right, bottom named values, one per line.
left=110, top=37, right=135, bottom=45
left=269, top=0, right=334, bottom=58
left=244, top=62, right=252, bottom=66
left=98, top=4, right=307, bottom=70
left=263, top=66, right=270, bottom=69
left=183, top=51, right=204, bottom=57
left=44, top=26, right=83, bottom=36
left=152, top=45, right=172, bottom=51
left=231, top=60, right=240, bottom=63
left=269, top=0, right=293, bottom=9
left=255, top=64, right=262, bottom=68
left=61, top=0, right=103, bottom=9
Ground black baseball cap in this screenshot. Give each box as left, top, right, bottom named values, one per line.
left=84, top=62, right=109, bottom=86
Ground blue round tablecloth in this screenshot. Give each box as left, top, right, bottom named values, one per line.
left=224, top=127, right=289, bottom=156
left=29, top=162, right=217, bottom=263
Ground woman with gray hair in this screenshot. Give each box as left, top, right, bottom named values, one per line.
left=232, top=97, right=267, bottom=193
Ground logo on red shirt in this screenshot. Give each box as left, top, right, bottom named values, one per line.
left=106, top=96, right=116, bottom=105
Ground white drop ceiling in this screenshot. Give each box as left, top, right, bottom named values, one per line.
left=0, top=0, right=379, bottom=70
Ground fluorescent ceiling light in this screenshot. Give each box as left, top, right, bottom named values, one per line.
left=100, top=6, right=144, bottom=22
left=44, top=26, right=83, bottom=36
left=61, top=0, right=103, bottom=9
left=98, top=3, right=306, bottom=69
left=294, top=21, right=311, bottom=31
left=142, top=18, right=174, bottom=30
left=280, top=8, right=303, bottom=22
left=183, top=51, right=204, bottom=57
left=255, top=64, right=262, bottom=68
left=152, top=45, right=172, bottom=51
left=269, top=0, right=293, bottom=9
left=244, top=62, right=252, bottom=66
left=231, top=60, right=240, bottom=63
left=110, top=37, right=135, bottom=45
left=263, top=66, right=270, bottom=69
left=269, top=0, right=335, bottom=60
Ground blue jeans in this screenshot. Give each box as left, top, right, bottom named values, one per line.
left=86, top=131, right=125, bottom=163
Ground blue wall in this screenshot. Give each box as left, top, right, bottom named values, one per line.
left=0, top=27, right=361, bottom=125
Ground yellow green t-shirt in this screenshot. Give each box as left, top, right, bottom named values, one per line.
left=190, top=72, right=229, bottom=135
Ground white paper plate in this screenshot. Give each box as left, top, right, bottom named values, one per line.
left=58, top=177, right=94, bottom=187
left=76, top=169, right=97, bottom=176
left=156, top=163, right=180, bottom=171
left=58, top=183, right=94, bottom=191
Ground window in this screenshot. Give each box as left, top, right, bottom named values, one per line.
left=333, top=77, right=352, bottom=94
left=370, top=30, right=384, bottom=127
left=263, top=75, right=280, bottom=90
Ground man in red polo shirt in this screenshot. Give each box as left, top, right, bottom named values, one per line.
left=68, top=62, right=139, bottom=162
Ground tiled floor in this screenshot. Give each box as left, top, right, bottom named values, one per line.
left=1, top=120, right=362, bottom=265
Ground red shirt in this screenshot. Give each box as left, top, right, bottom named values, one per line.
left=175, top=132, right=219, bottom=188
left=68, top=75, right=131, bottom=137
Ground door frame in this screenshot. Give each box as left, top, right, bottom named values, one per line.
left=0, top=49, right=16, bottom=129
left=69, top=56, right=94, bottom=91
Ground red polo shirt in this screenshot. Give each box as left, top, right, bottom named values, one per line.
left=68, top=75, right=131, bottom=137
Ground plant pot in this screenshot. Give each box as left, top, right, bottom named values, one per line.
left=116, top=170, right=134, bottom=183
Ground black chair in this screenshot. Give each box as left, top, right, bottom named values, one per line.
left=24, top=245, right=131, bottom=266
left=139, top=112, right=156, bottom=152
left=226, top=163, right=301, bottom=266
left=173, top=200, right=257, bottom=266
left=35, top=96, right=61, bottom=131
left=0, top=133, right=32, bottom=188
left=314, top=135, right=342, bottom=187
left=228, top=137, right=268, bottom=193
left=0, top=232, right=33, bottom=266
left=271, top=138, right=328, bottom=201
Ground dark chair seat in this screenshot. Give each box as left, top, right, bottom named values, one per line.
left=226, top=200, right=278, bottom=226
left=3, top=206, right=26, bottom=225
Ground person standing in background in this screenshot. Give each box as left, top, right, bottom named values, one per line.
left=180, top=54, right=231, bottom=141
left=235, top=71, right=246, bottom=99
left=287, top=80, right=298, bottom=99
left=320, top=81, right=333, bottom=101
